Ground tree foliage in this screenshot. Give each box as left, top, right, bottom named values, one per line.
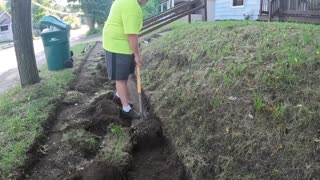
left=67, top=0, right=112, bottom=31
left=0, top=2, right=6, bottom=11
left=32, top=0, right=50, bottom=23
left=142, top=0, right=161, bottom=18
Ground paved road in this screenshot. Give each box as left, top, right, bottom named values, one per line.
left=0, top=26, right=102, bottom=94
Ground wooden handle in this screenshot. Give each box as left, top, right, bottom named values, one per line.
left=136, top=66, right=142, bottom=94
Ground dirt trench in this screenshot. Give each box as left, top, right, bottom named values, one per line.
left=18, top=42, right=186, bottom=180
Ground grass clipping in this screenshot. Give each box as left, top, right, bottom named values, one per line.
left=142, top=21, right=320, bottom=179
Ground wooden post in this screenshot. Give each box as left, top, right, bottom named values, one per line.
left=268, top=0, right=272, bottom=21
left=204, top=0, right=208, bottom=21
left=188, top=14, right=191, bottom=23
left=260, top=0, right=263, bottom=15
left=288, top=0, right=291, bottom=10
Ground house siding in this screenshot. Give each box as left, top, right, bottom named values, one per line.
left=0, top=12, right=13, bottom=42
left=215, top=0, right=260, bottom=20
left=207, top=0, right=216, bottom=21
left=0, top=23, right=13, bottom=42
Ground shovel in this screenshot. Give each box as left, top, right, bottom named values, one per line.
left=136, top=66, right=144, bottom=121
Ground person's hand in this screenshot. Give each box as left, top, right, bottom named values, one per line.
left=135, top=55, right=142, bottom=67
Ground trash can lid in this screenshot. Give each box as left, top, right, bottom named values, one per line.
left=39, top=16, right=70, bottom=30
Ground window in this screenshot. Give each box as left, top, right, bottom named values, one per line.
left=233, top=0, right=244, bottom=7
left=0, top=25, right=9, bottom=32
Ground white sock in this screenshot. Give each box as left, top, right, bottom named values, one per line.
left=116, top=92, right=120, bottom=98
left=122, top=105, right=131, bottom=112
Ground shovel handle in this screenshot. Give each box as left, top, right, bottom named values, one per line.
left=136, top=66, right=142, bottom=94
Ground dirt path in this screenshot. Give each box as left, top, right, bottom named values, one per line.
left=18, top=43, right=186, bottom=180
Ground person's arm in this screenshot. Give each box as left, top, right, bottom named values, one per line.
left=128, top=34, right=141, bottom=67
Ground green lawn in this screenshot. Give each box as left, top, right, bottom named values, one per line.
left=71, top=41, right=96, bottom=57
left=142, top=21, right=320, bottom=179
left=0, top=41, right=12, bottom=46
left=0, top=42, right=95, bottom=178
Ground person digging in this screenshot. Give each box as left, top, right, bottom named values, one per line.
left=102, top=0, right=149, bottom=120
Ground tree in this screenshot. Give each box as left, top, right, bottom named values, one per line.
left=68, top=0, right=112, bottom=32
left=12, top=0, right=40, bottom=87
left=142, top=0, right=161, bottom=18
left=6, top=0, right=11, bottom=13
left=32, top=0, right=50, bottom=23
left=0, top=2, right=6, bottom=11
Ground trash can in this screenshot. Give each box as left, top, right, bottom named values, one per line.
left=40, top=16, right=71, bottom=71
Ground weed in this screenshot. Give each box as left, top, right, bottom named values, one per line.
left=254, top=95, right=264, bottom=112
left=111, top=125, right=123, bottom=136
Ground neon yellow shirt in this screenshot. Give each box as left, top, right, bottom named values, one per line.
left=102, top=0, right=143, bottom=55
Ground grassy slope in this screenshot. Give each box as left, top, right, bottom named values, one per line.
left=142, top=21, right=320, bottom=179
left=0, top=42, right=92, bottom=178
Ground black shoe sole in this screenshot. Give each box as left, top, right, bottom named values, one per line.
left=119, top=111, right=141, bottom=120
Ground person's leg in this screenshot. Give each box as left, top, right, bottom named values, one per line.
left=112, top=53, right=140, bottom=119
left=116, top=80, right=129, bottom=107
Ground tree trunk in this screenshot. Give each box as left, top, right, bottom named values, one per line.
left=12, top=0, right=40, bottom=87
left=87, top=15, right=96, bottom=32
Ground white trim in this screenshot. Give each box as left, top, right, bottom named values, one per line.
left=0, top=11, right=12, bottom=18
left=3, top=11, right=12, bottom=18
left=230, top=0, right=244, bottom=8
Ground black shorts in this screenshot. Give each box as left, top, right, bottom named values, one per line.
left=105, top=50, right=135, bottom=80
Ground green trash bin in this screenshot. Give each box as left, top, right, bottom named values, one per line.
left=40, top=16, right=71, bottom=71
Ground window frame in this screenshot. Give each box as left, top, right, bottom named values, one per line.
left=0, top=25, right=9, bottom=32
left=231, top=0, right=244, bottom=8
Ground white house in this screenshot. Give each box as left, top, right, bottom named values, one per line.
left=158, top=0, right=260, bottom=21
left=213, top=0, right=260, bottom=20
left=0, top=11, right=13, bottom=42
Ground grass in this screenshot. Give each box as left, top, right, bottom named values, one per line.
left=71, top=42, right=96, bottom=57
left=0, top=66, right=74, bottom=178
left=0, top=41, right=12, bottom=46
left=254, top=95, right=264, bottom=112
left=142, top=21, right=320, bottom=179
left=63, top=129, right=98, bottom=154
left=98, top=125, right=131, bottom=167
left=0, top=42, right=93, bottom=178
left=86, top=26, right=103, bottom=36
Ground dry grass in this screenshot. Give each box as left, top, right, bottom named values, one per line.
left=142, top=21, right=320, bottom=179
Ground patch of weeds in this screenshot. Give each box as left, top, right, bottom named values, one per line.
left=63, top=129, right=99, bottom=155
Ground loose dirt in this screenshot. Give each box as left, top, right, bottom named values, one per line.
left=16, top=42, right=186, bottom=180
